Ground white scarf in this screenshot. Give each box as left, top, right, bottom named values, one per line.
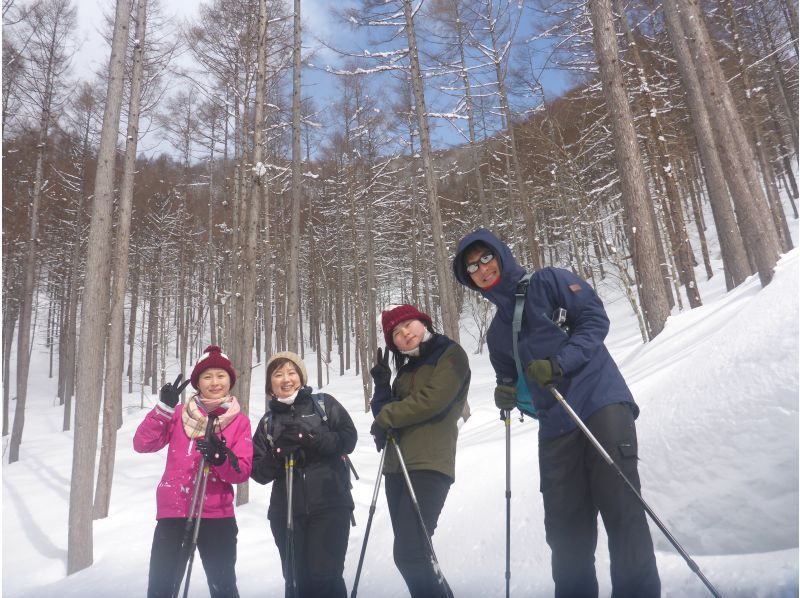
left=400, top=330, right=433, bottom=357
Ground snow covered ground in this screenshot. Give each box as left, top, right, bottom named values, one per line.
left=3, top=243, right=798, bottom=597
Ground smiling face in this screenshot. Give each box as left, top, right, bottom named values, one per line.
left=465, top=245, right=501, bottom=289
left=198, top=368, right=231, bottom=401
left=391, top=318, right=427, bottom=352
left=270, top=362, right=302, bottom=399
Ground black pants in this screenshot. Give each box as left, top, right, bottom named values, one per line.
left=270, top=507, right=351, bottom=598
left=385, top=470, right=452, bottom=598
left=147, top=517, right=239, bottom=598
left=539, top=403, right=661, bottom=598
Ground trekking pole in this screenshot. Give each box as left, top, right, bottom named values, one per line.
left=501, top=409, right=512, bottom=598
left=390, top=433, right=454, bottom=598
left=351, top=444, right=388, bottom=598
left=173, top=414, right=218, bottom=598
left=547, top=386, right=722, bottom=598
left=346, top=455, right=359, bottom=527
left=285, top=450, right=298, bottom=598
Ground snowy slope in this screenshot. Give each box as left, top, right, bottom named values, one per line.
left=3, top=248, right=798, bottom=597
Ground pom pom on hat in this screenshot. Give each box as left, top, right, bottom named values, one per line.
left=381, top=304, right=433, bottom=350
left=191, top=345, right=237, bottom=389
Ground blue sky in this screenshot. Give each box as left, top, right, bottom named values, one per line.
left=72, top=0, right=572, bottom=156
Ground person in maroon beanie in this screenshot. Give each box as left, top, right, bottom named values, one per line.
left=369, top=305, right=470, bottom=598
left=134, top=345, right=253, bottom=598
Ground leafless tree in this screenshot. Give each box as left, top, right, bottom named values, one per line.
left=68, top=0, right=132, bottom=574
left=9, top=0, right=76, bottom=463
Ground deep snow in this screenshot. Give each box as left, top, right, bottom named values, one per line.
left=3, top=245, right=798, bottom=597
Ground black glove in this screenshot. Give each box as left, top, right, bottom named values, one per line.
left=160, top=374, right=190, bottom=408
left=494, top=385, right=517, bottom=410
left=197, top=432, right=240, bottom=472
left=196, top=432, right=227, bottom=466
left=274, top=423, right=303, bottom=451
left=527, top=357, right=563, bottom=387
left=370, top=420, right=388, bottom=452
left=370, top=348, right=392, bottom=388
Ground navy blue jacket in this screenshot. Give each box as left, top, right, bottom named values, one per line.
left=453, top=228, right=637, bottom=439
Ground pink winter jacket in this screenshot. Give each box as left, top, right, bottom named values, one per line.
left=133, top=402, right=253, bottom=519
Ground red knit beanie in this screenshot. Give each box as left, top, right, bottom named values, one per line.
left=381, top=304, right=433, bottom=350
left=191, top=345, right=237, bottom=390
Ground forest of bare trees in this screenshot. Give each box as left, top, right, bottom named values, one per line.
left=2, top=0, right=797, bottom=572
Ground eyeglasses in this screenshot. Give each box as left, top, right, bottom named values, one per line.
left=465, top=252, right=495, bottom=274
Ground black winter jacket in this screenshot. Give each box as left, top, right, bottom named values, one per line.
left=251, top=387, right=357, bottom=520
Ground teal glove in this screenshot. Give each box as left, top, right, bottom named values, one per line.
left=527, top=358, right=563, bottom=387
left=494, top=385, right=517, bottom=410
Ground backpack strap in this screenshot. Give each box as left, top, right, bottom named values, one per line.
left=265, top=408, right=275, bottom=446
left=312, top=392, right=359, bottom=490
left=512, top=273, right=537, bottom=418
left=310, top=393, right=328, bottom=423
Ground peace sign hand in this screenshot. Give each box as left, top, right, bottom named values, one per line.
left=159, top=374, right=191, bottom=408
left=370, top=347, right=392, bottom=387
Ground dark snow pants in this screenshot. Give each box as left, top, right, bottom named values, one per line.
left=147, top=517, right=239, bottom=598
left=269, top=506, right=351, bottom=598
left=385, top=470, right=453, bottom=598
left=538, top=403, right=661, bottom=598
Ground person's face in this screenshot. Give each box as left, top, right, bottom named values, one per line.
left=465, top=246, right=500, bottom=289
left=270, top=362, right=302, bottom=399
left=198, top=368, right=231, bottom=400
left=392, top=319, right=427, bottom=352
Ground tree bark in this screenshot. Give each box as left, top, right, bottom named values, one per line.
left=401, top=0, right=461, bottom=344
left=94, top=0, right=149, bottom=521
left=615, top=0, right=701, bottom=308
left=68, top=0, right=132, bottom=574
left=672, top=0, right=781, bottom=286
left=662, top=0, right=752, bottom=289
left=286, top=0, right=302, bottom=352
left=588, top=0, right=670, bottom=338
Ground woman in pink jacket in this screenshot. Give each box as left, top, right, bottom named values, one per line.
left=134, top=345, right=253, bottom=598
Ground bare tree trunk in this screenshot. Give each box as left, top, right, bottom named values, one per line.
left=335, top=205, right=344, bottom=376
left=94, top=0, right=148, bottom=521
left=233, top=0, right=269, bottom=507
left=754, top=0, right=798, bottom=154
left=349, top=171, right=371, bottom=410
left=781, top=0, right=799, bottom=57
left=662, top=0, right=751, bottom=289
left=62, top=93, right=95, bottom=429
left=262, top=181, right=273, bottom=374
left=683, top=156, right=714, bottom=279
left=723, top=0, right=793, bottom=253
left=451, top=0, right=489, bottom=225
left=10, top=81, right=48, bottom=464
left=127, top=257, right=140, bottom=394
left=401, top=0, right=461, bottom=345
left=3, top=271, right=20, bottom=437
left=616, top=0, right=701, bottom=308
left=286, top=0, right=302, bottom=352
left=672, top=0, right=781, bottom=286
left=483, top=1, right=541, bottom=269
left=68, top=0, right=132, bottom=574
left=589, top=0, right=670, bottom=338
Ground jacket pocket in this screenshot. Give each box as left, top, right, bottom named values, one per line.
left=617, top=439, right=638, bottom=460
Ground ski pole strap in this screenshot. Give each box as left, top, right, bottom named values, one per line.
left=512, top=273, right=536, bottom=417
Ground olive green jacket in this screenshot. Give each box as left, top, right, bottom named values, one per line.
left=375, top=334, right=471, bottom=480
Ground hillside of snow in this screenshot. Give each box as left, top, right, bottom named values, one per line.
left=3, top=245, right=798, bottom=597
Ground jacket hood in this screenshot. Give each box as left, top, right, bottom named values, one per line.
left=452, top=228, right=527, bottom=317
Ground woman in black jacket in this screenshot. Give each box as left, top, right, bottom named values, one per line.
left=251, top=351, right=357, bottom=598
